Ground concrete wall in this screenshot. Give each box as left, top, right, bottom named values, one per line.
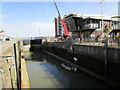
left=43, top=42, right=120, bottom=62
left=0, top=40, right=30, bottom=89
left=0, top=41, right=19, bottom=89
left=41, top=42, right=120, bottom=87
left=74, top=45, right=120, bottom=63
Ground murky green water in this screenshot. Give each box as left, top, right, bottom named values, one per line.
left=24, top=51, right=111, bottom=88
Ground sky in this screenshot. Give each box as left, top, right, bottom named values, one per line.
left=0, top=0, right=119, bottom=37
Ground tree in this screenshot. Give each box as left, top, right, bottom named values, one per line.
left=104, top=25, right=109, bottom=33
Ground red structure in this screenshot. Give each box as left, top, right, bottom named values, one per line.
left=53, top=0, right=71, bottom=38
left=61, top=19, right=71, bottom=37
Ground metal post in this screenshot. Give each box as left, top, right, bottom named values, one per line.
left=104, top=38, right=108, bottom=78
left=72, top=38, right=74, bottom=60
left=73, top=44, right=74, bottom=60
left=118, top=37, right=120, bottom=48
left=13, top=43, right=20, bottom=89
left=100, top=0, right=104, bottom=37
left=18, top=41, right=21, bottom=90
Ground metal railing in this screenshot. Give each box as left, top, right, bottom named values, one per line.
left=9, top=36, right=120, bottom=48
left=74, top=37, right=120, bottom=48
left=42, top=37, right=120, bottom=48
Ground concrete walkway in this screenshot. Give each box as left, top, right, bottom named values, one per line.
left=0, top=40, right=30, bottom=89
left=0, top=41, right=17, bottom=88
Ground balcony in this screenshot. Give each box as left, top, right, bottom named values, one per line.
left=83, top=23, right=99, bottom=30
left=112, top=24, right=120, bottom=30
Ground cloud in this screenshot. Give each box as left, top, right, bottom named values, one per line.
left=1, top=0, right=120, bottom=2
left=2, top=22, right=55, bottom=37
left=0, top=15, right=8, bottom=18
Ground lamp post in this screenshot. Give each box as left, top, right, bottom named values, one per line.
left=39, top=30, right=40, bottom=36
left=100, top=0, right=108, bottom=78
left=100, top=0, right=104, bottom=37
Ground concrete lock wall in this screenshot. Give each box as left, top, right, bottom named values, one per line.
left=41, top=42, right=120, bottom=87
left=74, top=45, right=120, bottom=63
left=43, top=42, right=120, bottom=62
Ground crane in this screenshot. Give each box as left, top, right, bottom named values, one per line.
left=53, top=0, right=71, bottom=38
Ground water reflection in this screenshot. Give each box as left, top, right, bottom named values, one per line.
left=24, top=51, right=111, bottom=88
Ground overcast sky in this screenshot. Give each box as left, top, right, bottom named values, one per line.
left=0, top=0, right=119, bottom=37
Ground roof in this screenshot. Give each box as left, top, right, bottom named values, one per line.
left=65, top=13, right=112, bottom=20
left=111, top=16, right=120, bottom=18
left=111, top=16, right=120, bottom=21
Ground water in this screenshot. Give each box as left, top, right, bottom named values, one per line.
left=24, top=50, right=111, bottom=88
